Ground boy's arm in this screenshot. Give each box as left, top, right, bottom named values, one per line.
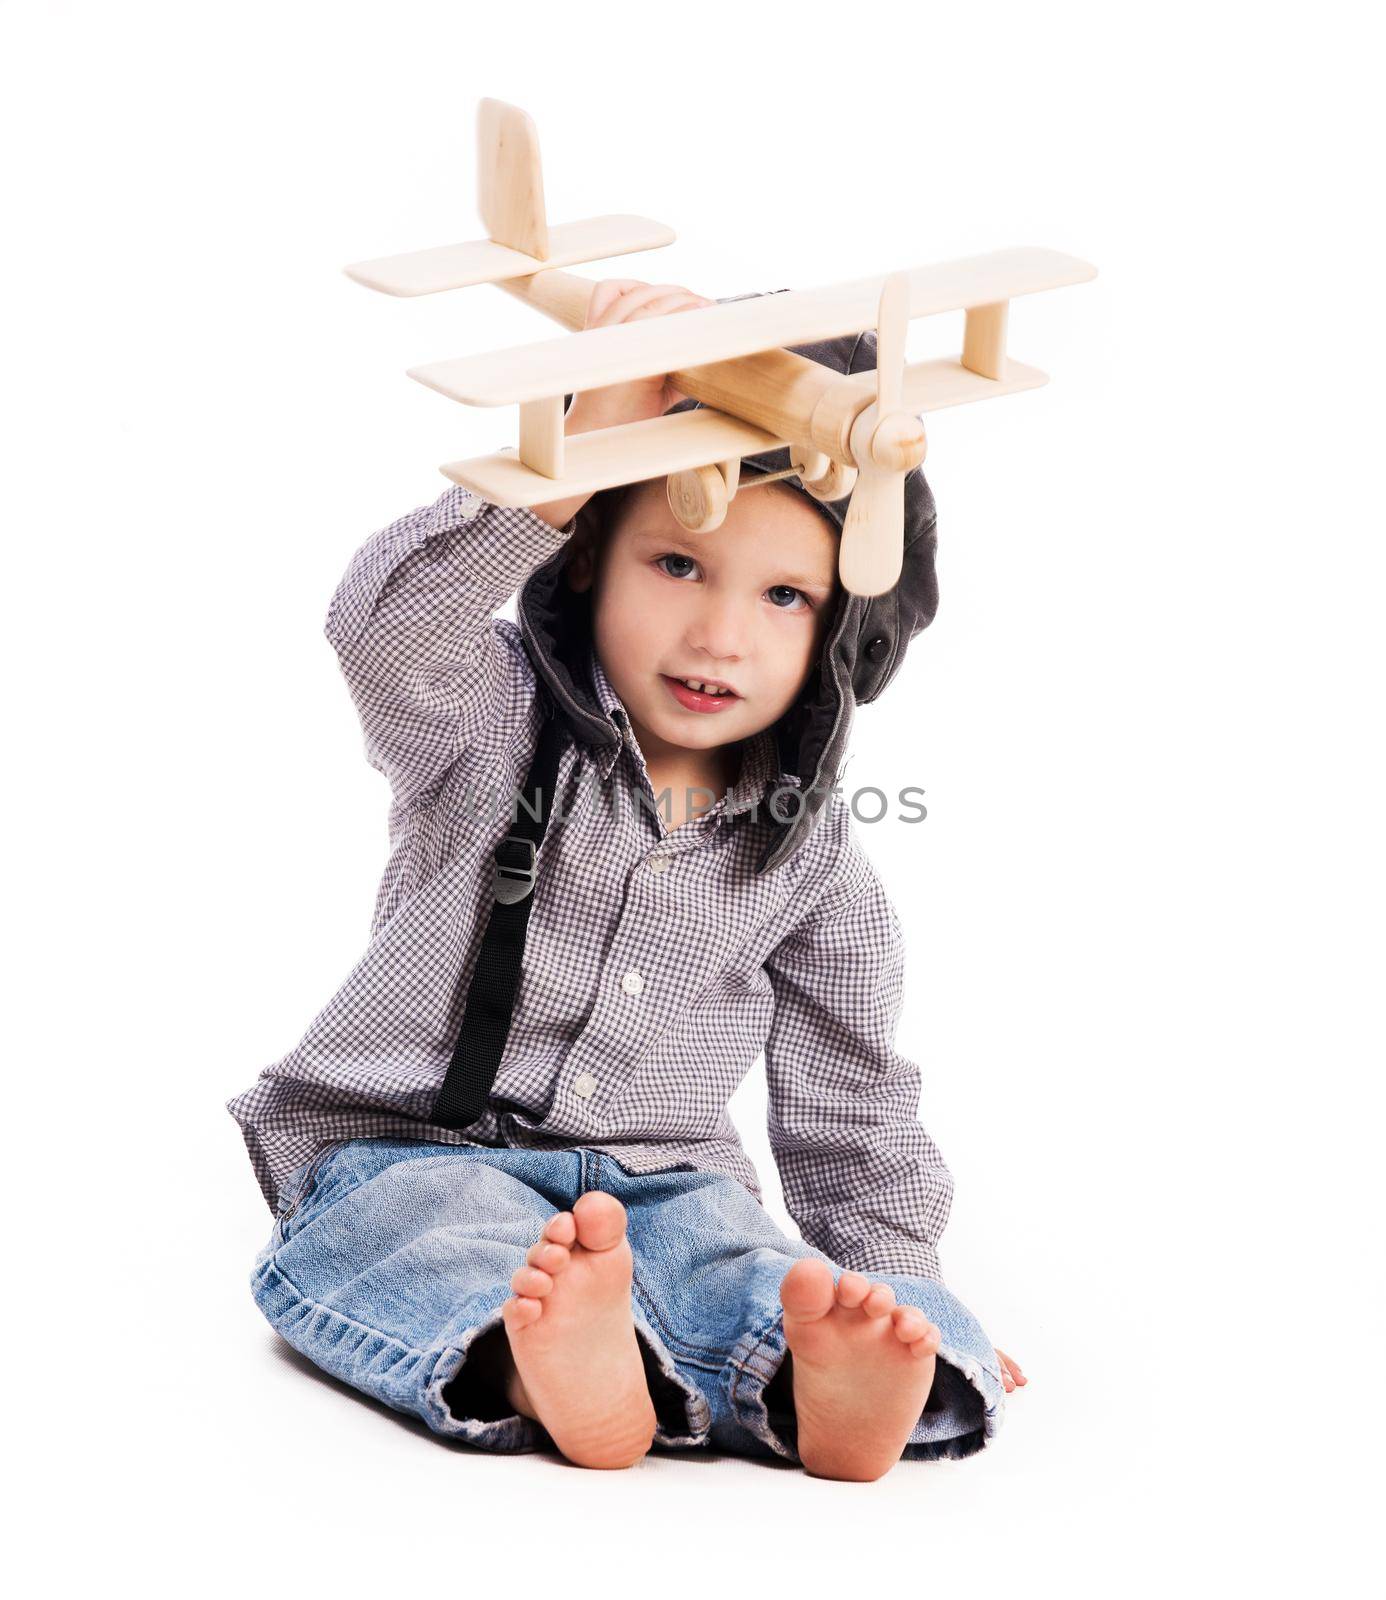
left=763, top=857, right=953, bottom=1283
left=323, top=486, right=577, bottom=812
left=323, top=279, right=715, bottom=814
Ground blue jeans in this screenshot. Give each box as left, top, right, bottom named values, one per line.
left=249, top=1137, right=1005, bottom=1463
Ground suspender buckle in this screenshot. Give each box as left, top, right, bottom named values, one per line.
left=493, top=835, right=537, bottom=904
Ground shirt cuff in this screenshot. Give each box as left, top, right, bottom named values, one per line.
left=435, top=488, right=578, bottom=600
left=833, top=1239, right=944, bottom=1284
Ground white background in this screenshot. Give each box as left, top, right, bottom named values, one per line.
left=4, top=0, right=1381, bottom=1593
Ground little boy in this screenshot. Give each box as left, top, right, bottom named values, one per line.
left=227, top=279, right=1023, bottom=1481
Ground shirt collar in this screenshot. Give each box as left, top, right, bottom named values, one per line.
left=587, top=646, right=629, bottom=782
left=584, top=645, right=797, bottom=818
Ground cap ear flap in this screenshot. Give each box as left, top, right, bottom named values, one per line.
left=852, top=594, right=901, bottom=705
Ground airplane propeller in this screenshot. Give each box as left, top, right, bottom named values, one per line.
left=837, top=272, right=929, bottom=597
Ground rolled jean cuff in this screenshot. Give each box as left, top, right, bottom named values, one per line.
left=725, top=1309, right=1006, bottom=1465
left=428, top=1301, right=713, bottom=1453
left=901, top=1340, right=1006, bottom=1461
left=631, top=1303, right=713, bottom=1448
left=426, top=1306, right=548, bottom=1453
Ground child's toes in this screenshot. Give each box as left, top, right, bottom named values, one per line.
left=526, top=1239, right=569, bottom=1273
left=862, top=1282, right=897, bottom=1318
left=834, top=1270, right=872, bottom=1309
left=891, top=1306, right=928, bottom=1343
left=510, top=1264, right=554, bottom=1298
left=501, top=1295, right=543, bottom=1331
left=780, top=1257, right=837, bottom=1322
left=542, top=1212, right=576, bottom=1247
left=891, top=1306, right=941, bottom=1355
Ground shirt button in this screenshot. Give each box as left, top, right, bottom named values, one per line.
left=621, top=969, right=644, bottom=996
left=648, top=855, right=669, bottom=874
left=572, top=1072, right=597, bottom=1099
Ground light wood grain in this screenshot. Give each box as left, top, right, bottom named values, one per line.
left=348, top=92, right=1095, bottom=601
left=477, top=99, right=548, bottom=260
left=440, top=357, right=1050, bottom=506
left=667, top=465, right=729, bottom=532
left=408, top=248, right=1096, bottom=404
left=342, top=215, right=676, bottom=296
left=440, top=408, right=784, bottom=504
left=858, top=355, right=1049, bottom=411
left=498, top=271, right=849, bottom=448
left=801, top=459, right=858, bottom=501
left=962, top=301, right=1009, bottom=380
left=518, top=395, right=565, bottom=477
left=839, top=403, right=906, bottom=596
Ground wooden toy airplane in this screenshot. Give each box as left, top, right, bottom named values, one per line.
left=344, top=99, right=1096, bottom=597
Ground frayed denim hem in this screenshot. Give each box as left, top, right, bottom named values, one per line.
left=631, top=1304, right=714, bottom=1449
left=426, top=1309, right=549, bottom=1452
left=251, top=1253, right=547, bottom=1450
left=428, top=1302, right=712, bottom=1454
left=722, top=1309, right=1006, bottom=1465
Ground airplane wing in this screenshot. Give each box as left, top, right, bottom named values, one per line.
left=436, top=348, right=1052, bottom=506
left=439, top=407, right=784, bottom=504
left=408, top=247, right=1096, bottom=406
left=343, top=215, right=676, bottom=296
left=889, top=354, right=1048, bottom=411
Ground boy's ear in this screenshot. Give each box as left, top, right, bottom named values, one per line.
left=563, top=527, right=596, bottom=594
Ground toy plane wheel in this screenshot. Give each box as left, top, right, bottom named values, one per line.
left=667, top=464, right=729, bottom=532
left=800, top=458, right=857, bottom=502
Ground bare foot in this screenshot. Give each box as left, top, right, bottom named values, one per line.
left=778, top=1257, right=941, bottom=1482
left=499, top=1192, right=657, bottom=1470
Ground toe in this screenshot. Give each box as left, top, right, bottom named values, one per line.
left=501, top=1295, right=543, bottom=1331
left=891, top=1308, right=941, bottom=1356
left=543, top=1212, right=577, bottom=1247
left=891, top=1306, right=928, bottom=1343
left=527, top=1240, right=569, bottom=1272
left=834, top=1271, right=871, bottom=1309
left=571, top=1191, right=629, bottom=1252
left=862, top=1283, right=896, bottom=1318
left=510, top=1265, right=554, bottom=1298
left=779, top=1257, right=836, bottom=1322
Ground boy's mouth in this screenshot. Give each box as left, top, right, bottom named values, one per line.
left=661, top=674, right=741, bottom=714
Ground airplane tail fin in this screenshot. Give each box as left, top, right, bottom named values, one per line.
left=477, top=98, right=549, bottom=260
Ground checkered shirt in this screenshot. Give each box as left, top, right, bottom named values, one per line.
left=224, top=484, right=954, bottom=1280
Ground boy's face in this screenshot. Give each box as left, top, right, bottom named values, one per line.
left=569, top=476, right=840, bottom=763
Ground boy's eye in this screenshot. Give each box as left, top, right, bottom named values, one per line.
left=653, top=555, right=812, bottom=612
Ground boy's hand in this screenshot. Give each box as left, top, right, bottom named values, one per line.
left=995, top=1347, right=1027, bottom=1392
left=530, top=279, right=713, bottom=530
left=565, top=279, right=714, bottom=436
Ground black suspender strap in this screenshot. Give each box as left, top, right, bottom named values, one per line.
left=430, top=694, right=570, bottom=1131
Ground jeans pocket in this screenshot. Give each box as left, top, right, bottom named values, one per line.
left=275, top=1144, right=341, bottom=1242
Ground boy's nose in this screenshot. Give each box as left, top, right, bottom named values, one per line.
left=686, top=595, right=751, bottom=664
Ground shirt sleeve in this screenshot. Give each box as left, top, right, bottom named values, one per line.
left=762, top=852, right=954, bottom=1283
left=323, top=483, right=576, bottom=812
